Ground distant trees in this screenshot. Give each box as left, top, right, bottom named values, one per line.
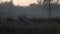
left=0, top=0, right=60, bottom=18
left=37, top=0, right=59, bottom=18
left=37, top=0, right=59, bottom=5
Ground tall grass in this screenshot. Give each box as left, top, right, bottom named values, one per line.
left=0, top=17, right=60, bottom=34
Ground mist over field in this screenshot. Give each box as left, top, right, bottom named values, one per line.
left=0, top=0, right=60, bottom=19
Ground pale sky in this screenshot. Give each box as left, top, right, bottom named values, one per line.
left=0, top=0, right=37, bottom=6
left=13, top=0, right=37, bottom=6
left=1, top=0, right=60, bottom=6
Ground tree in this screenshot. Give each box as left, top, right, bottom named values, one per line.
left=37, top=0, right=59, bottom=18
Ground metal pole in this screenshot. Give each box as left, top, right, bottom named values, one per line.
left=48, top=0, right=51, bottom=21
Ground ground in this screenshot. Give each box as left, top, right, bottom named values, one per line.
left=0, top=22, right=60, bottom=34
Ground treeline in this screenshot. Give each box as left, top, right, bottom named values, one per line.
left=0, top=17, right=60, bottom=24
left=29, top=17, right=60, bottom=23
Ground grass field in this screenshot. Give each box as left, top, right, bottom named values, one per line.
left=0, top=22, right=60, bottom=34
left=0, top=17, right=60, bottom=34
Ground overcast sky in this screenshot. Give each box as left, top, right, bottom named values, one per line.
left=0, top=0, right=37, bottom=6
left=1, top=0, right=60, bottom=6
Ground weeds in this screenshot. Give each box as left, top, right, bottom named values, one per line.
left=0, top=17, right=60, bottom=34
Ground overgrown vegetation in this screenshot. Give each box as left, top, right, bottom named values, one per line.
left=0, top=17, right=60, bottom=34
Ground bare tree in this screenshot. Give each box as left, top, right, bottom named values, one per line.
left=37, top=0, right=58, bottom=18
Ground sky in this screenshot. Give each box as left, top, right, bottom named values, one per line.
left=0, top=0, right=37, bottom=6
left=1, top=0, right=60, bottom=6
left=13, top=0, right=37, bottom=6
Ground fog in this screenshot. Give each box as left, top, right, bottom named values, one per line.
left=0, top=1, right=60, bottom=19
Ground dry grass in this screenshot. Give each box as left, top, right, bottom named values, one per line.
left=0, top=21, right=60, bottom=34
